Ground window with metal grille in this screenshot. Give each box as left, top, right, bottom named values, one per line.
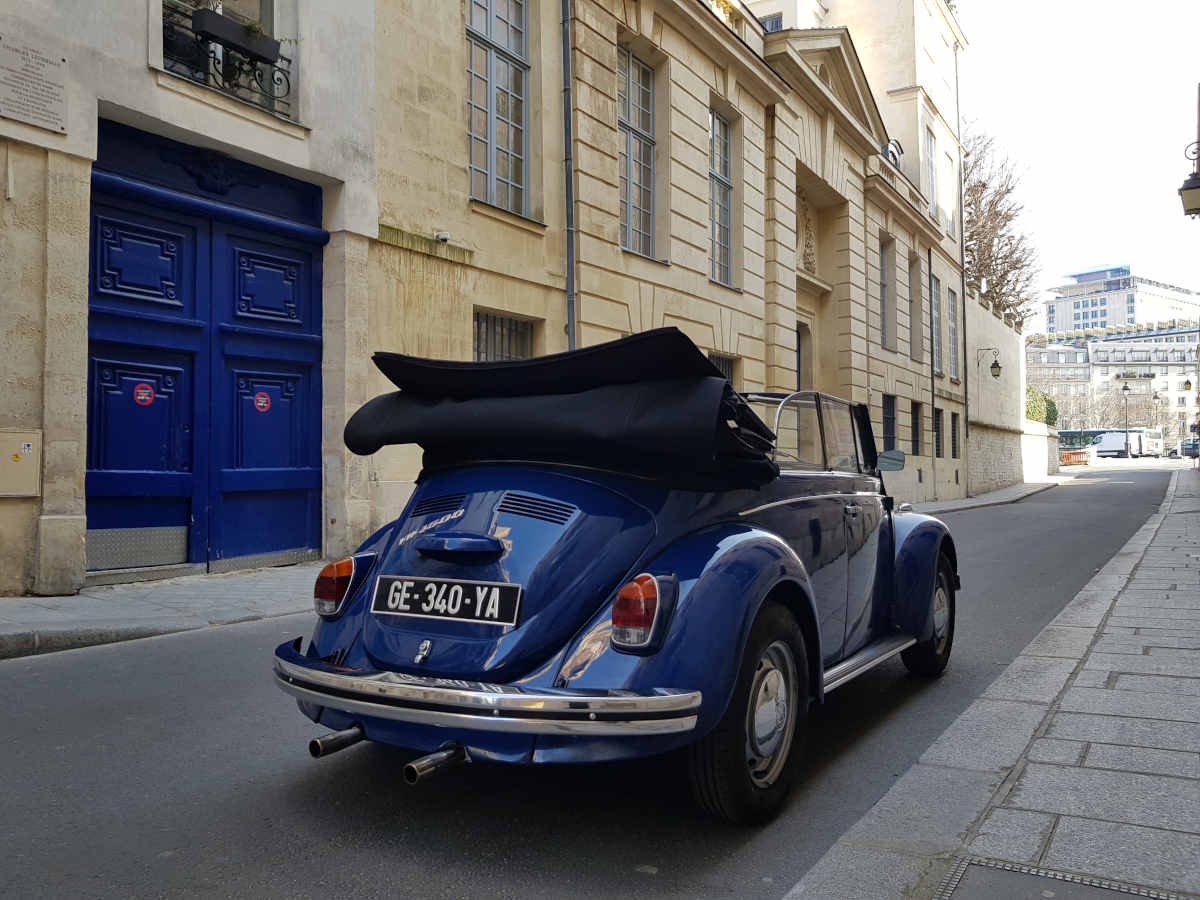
left=947, top=288, right=959, bottom=378
left=951, top=412, right=960, bottom=458
left=882, top=394, right=896, bottom=452
left=758, top=12, right=783, bottom=31
left=473, top=311, right=534, bottom=361
left=933, top=407, right=943, bottom=458
left=466, top=0, right=528, bottom=214
left=709, top=109, right=733, bottom=285
left=931, top=275, right=943, bottom=373
left=618, top=47, right=654, bottom=257
left=707, top=352, right=736, bottom=383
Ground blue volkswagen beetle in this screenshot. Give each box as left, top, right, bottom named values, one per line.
left=273, top=328, right=959, bottom=824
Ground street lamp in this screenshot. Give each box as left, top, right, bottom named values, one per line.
left=1122, top=382, right=1131, bottom=458
left=1181, top=84, right=1200, bottom=217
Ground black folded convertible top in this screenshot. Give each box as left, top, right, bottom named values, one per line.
left=345, top=328, right=778, bottom=490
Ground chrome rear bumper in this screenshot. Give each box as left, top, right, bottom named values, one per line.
left=273, top=639, right=701, bottom=736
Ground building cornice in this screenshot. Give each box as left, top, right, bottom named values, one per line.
left=863, top=172, right=943, bottom=242
left=637, top=0, right=790, bottom=104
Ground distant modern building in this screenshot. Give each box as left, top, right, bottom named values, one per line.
left=1044, top=266, right=1200, bottom=335
left=1026, top=321, right=1200, bottom=451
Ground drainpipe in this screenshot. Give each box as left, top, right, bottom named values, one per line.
left=929, top=245, right=936, bottom=500
left=561, top=0, right=577, bottom=350
left=955, top=42, right=969, bottom=456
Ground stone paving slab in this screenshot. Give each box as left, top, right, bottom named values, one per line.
left=786, top=467, right=1200, bottom=899
left=1005, top=762, right=1200, bottom=832
left=1082, top=744, right=1200, bottom=779
left=966, top=809, right=1056, bottom=864
left=1041, top=817, right=1200, bottom=898
left=1058, top=685, right=1200, bottom=723
left=1046, top=711, right=1200, bottom=752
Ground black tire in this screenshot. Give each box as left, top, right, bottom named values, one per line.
left=687, top=603, right=810, bottom=825
left=901, top=554, right=955, bottom=677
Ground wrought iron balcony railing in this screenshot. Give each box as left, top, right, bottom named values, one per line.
left=162, top=1, right=293, bottom=120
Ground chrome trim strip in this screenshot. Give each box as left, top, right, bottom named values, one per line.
left=822, top=635, right=917, bottom=692
left=275, top=674, right=699, bottom=735
left=275, top=655, right=700, bottom=715
left=738, top=490, right=882, bottom=517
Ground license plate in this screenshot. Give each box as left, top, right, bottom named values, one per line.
left=371, top=576, right=521, bottom=627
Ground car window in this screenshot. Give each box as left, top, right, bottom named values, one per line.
left=774, top=394, right=824, bottom=469
left=820, top=398, right=860, bottom=473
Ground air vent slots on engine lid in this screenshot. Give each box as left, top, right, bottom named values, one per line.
left=497, top=492, right=577, bottom=525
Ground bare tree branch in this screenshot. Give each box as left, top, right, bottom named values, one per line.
left=963, top=127, right=1040, bottom=324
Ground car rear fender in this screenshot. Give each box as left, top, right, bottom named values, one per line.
left=552, top=523, right=821, bottom=741
left=891, top=511, right=959, bottom=641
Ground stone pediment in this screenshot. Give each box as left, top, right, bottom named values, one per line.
left=773, top=28, right=888, bottom=148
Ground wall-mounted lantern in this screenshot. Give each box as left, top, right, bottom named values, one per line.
left=976, top=347, right=1001, bottom=379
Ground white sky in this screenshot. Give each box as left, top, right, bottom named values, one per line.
left=954, top=0, right=1200, bottom=329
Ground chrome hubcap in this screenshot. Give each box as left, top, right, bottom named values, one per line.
left=745, top=641, right=798, bottom=788
left=932, top=585, right=950, bottom=654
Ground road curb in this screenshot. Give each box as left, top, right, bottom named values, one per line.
left=916, top=481, right=1061, bottom=516
left=0, top=607, right=310, bottom=661
left=784, top=470, right=1183, bottom=899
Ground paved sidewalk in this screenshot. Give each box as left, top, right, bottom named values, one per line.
left=0, top=563, right=321, bottom=659
left=913, top=477, right=1073, bottom=516
left=790, top=467, right=1200, bottom=899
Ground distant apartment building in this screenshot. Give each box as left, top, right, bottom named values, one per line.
left=1027, top=322, right=1200, bottom=450
left=1044, top=266, right=1200, bottom=335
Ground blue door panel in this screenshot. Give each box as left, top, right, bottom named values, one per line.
left=219, top=490, right=321, bottom=558
left=216, top=230, right=315, bottom=332
left=209, top=224, right=322, bottom=563
left=88, top=352, right=191, bottom=472
left=91, top=203, right=201, bottom=321
left=86, top=194, right=211, bottom=567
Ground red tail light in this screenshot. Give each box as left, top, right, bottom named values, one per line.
left=611, top=574, right=659, bottom=648
left=314, top=557, right=355, bottom=617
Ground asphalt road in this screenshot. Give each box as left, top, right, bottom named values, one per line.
left=0, top=462, right=1176, bottom=900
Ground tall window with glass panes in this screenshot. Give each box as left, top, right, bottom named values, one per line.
left=466, top=0, right=528, bottom=215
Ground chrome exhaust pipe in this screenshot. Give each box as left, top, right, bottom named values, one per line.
left=403, top=744, right=466, bottom=786
left=308, top=724, right=365, bottom=758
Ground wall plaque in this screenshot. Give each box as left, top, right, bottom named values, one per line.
left=0, top=33, right=67, bottom=134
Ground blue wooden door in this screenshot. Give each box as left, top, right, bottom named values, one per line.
left=86, top=197, right=211, bottom=570
left=208, top=225, right=322, bottom=568
left=86, top=197, right=322, bottom=571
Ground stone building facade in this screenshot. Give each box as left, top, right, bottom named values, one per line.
left=1, top=0, right=976, bottom=595
left=0, top=0, right=376, bottom=594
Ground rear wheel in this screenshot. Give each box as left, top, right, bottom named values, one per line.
left=687, top=603, right=810, bottom=825
left=901, top=554, right=955, bottom=677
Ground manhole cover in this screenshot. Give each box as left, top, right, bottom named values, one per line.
left=937, top=858, right=1182, bottom=900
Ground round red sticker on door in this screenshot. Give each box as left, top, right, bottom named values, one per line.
left=253, top=391, right=272, bottom=412
left=133, top=383, right=155, bottom=406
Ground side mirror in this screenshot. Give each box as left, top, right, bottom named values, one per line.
left=877, top=449, right=906, bottom=471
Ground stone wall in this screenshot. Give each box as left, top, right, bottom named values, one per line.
left=966, top=424, right=1023, bottom=496
left=965, top=292, right=1025, bottom=496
